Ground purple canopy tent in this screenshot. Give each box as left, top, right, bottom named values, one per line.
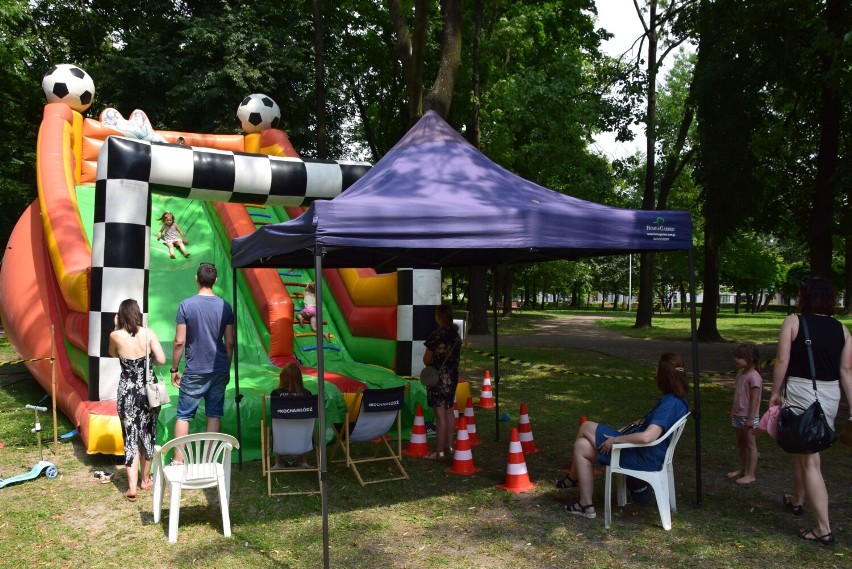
left=231, top=111, right=700, bottom=565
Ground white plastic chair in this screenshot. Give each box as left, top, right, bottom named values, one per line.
left=152, top=432, right=240, bottom=543
left=330, top=386, right=408, bottom=486
left=260, top=393, right=321, bottom=496
left=604, top=412, right=690, bottom=531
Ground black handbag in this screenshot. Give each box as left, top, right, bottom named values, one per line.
left=776, top=316, right=836, bottom=454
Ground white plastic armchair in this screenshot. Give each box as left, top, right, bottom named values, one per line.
left=604, top=412, right=690, bottom=531
left=152, top=432, right=240, bottom=543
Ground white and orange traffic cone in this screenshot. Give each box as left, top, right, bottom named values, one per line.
left=463, top=397, right=481, bottom=446
left=445, top=417, right=482, bottom=476
left=496, top=427, right=537, bottom=493
left=518, top=402, right=541, bottom=454
left=477, top=370, right=495, bottom=409
left=403, top=404, right=430, bottom=458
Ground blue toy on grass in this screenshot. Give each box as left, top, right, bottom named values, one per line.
left=0, top=405, right=58, bottom=489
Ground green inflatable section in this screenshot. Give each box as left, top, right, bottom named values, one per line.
left=74, top=188, right=429, bottom=463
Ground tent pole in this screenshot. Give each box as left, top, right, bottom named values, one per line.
left=492, top=265, right=500, bottom=442
left=232, top=267, right=243, bottom=468
left=314, top=247, right=330, bottom=569
left=688, top=249, right=702, bottom=505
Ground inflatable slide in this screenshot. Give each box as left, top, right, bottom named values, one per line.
left=0, top=65, right=434, bottom=460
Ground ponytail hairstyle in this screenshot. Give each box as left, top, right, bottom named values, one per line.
left=656, top=352, right=688, bottom=399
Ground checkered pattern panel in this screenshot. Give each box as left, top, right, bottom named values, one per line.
left=89, top=173, right=151, bottom=400
left=119, top=138, right=368, bottom=206
left=395, top=269, right=442, bottom=376
left=87, top=136, right=370, bottom=401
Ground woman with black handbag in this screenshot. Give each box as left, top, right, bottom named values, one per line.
left=108, top=299, right=167, bottom=501
left=769, top=277, right=852, bottom=546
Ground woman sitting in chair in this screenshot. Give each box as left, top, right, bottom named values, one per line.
left=558, top=352, right=689, bottom=519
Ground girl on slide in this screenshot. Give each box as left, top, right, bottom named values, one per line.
left=156, top=211, right=190, bottom=259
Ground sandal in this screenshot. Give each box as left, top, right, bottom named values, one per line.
left=123, top=490, right=137, bottom=502
left=783, top=494, right=805, bottom=517
left=566, top=501, right=596, bottom=519
left=798, top=528, right=834, bottom=546
left=555, top=474, right=578, bottom=489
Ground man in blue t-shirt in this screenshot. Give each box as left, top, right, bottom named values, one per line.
left=169, top=262, right=234, bottom=439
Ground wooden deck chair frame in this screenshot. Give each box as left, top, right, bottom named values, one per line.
left=330, top=385, right=408, bottom=486
left=260, top=393, right=321, bottom=496
left=604, top=412, right=691, bottom=531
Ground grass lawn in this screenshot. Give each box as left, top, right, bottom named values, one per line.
left=1, top=325, right=851, bottom=568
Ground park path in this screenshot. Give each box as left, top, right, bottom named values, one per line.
left=466, top=314, right=778, bottom=377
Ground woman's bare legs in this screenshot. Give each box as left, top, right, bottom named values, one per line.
left=126, top=453, right=139, bottom=497
left=433, top=403, right=454, bottom=454
left=798, top=453, right=830, bottom=536
left=568, top=420, right=599, bottom=512
left=139, top=454, right=153, bottom=490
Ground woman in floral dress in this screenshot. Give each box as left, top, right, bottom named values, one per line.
left=108, top=299, right=166, bottom=500
left=423, top=303, right=461, bottom=460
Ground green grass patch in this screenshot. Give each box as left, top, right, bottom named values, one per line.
left=1, top=331, right=850, bottom=567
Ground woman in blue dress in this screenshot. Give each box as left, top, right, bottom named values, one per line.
left=560, top=352, right=689, bottom=519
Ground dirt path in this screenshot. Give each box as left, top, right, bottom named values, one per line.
left=466, top=314, right=778, bottom=377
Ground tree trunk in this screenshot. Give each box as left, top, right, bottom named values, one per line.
left=467, top=0, right=482, bottom=148
left=424, top=0, right=462, bottom=117
left=501, top=266, right=513, bottom=317
left=697, top=228, right=725, bottom=341
left=311, top=0, right=328, bottom=159
left=635, top=0, right=660, bottom=330
left=467, top=266, right=490, bottom=335
left=388, top=0, right=428, bottom=124
left=809, top=0, right=843, bottom=278
left=635, top=252, right=655, bottom=328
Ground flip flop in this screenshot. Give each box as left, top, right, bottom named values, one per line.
left=124, top=490, right=137, bottom=502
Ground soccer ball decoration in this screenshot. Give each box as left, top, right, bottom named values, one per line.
left=42, top=64, right=95, bottom=113
left=236, top=94, right=281, bottom=133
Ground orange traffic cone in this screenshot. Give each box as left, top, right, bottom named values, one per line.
left=453, top=399, right=462, bottom=430
left=496, top=427, right=537, bottom=493
left=445, top=417, right=482, bottom=476
left=463, top=397, right=481, bottom=446
left=518, top=402, right=541, bottom=454
left=403, top=404, right=430, bottom=458
left=477, top=370, right=495, bottom=409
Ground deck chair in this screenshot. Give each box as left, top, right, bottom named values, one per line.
left=331, top=385, right=408, bottom=486
left=152, top=432, right=239, bottom=543
left=260, top=393, right=321, bottom=496
left=604, top=412, right=691, bottom=531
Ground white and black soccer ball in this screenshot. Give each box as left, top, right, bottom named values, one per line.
left=42, top=64, right=95, bottom=113
left=237, top=94, right=281, bottom=133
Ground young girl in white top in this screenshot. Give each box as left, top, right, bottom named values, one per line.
left=728, top=343, right=762, bottom=485
left=156, top=211, right=189, bottom=259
